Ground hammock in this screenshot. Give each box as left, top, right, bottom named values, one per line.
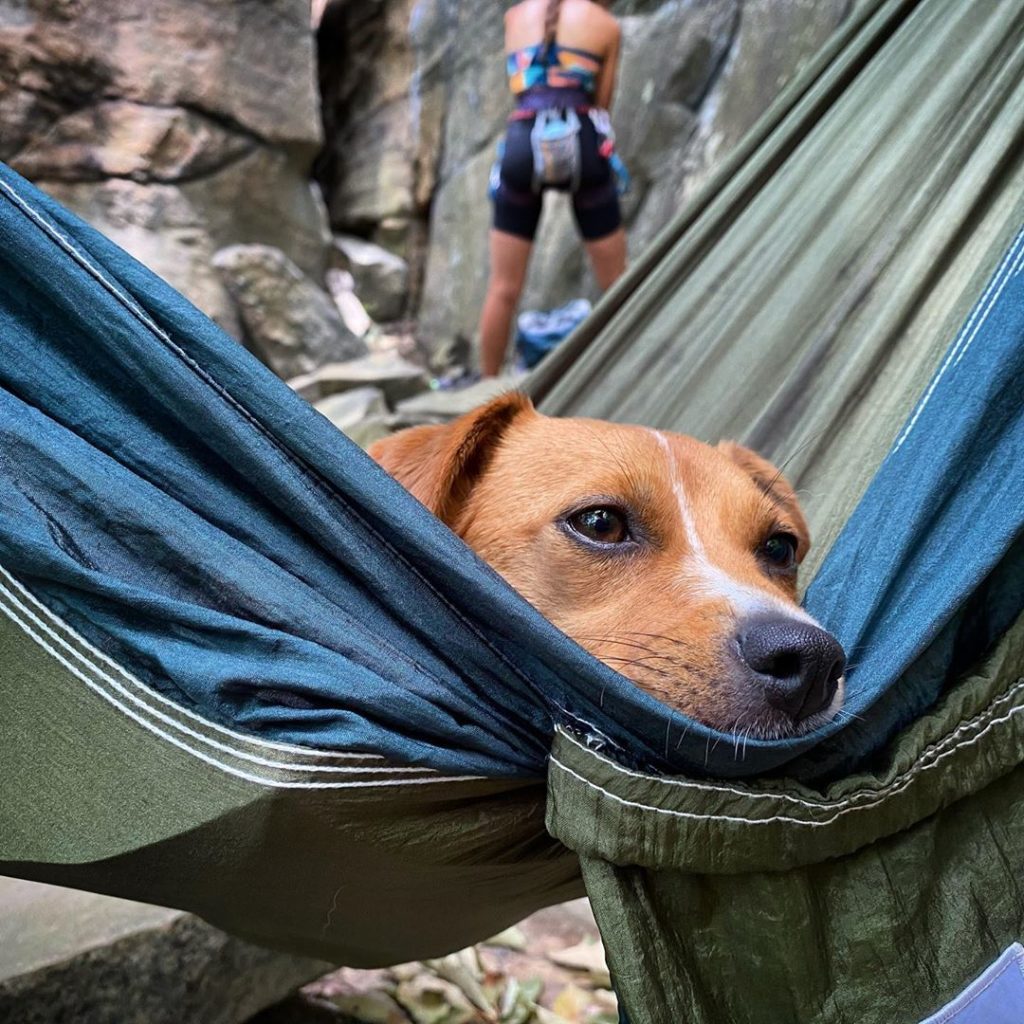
left=1, top=0, right=1023, bottom=1018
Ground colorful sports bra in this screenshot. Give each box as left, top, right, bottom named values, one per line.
left=506, top=40, right=604, bottom=96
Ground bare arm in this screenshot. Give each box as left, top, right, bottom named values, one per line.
left=594, top=22, right=621, bottom=110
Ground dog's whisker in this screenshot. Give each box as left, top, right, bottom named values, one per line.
left=601, top=663, right=678, bottom=683
left=599, top=664, right=677, bottom=685
left=579, top=638, right=669, bottom=656
left=674, top=717, right=692, bottom=751
left=599, top=652, right=695, bottom=668
left=833, top=708, right=865, bottom=724
left=772, top=425, right=832, bottom=479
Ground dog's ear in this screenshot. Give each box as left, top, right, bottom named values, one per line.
left=718, top=441, right=810, bottom=560
left=368, top=391, right=535, bottom=528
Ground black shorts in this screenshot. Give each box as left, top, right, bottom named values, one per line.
left=491, top=113, right=622, bottom=242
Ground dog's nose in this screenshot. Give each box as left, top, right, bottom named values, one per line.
left=737, top=615, right=846, bottom=721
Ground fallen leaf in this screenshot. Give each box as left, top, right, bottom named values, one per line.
left=329, top=991, right=408, bottom=1024
left=395, top=972, right=478, bottom=1024
left=484, top=926, right=528, bottom=951
left=534, top=1009, right=577, bottom=1024
left=424, top=948, right=493, bottom=1013
left=551, top=984, right=590, bottom=1021
left=547, top=941, right=611, bottom=988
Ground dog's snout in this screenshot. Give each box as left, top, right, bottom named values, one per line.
left=737, top=615, right=846, bottom=721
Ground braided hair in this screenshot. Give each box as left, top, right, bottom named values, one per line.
left=543, top=0, right=563, bottom=45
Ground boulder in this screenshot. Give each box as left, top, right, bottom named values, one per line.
left=2, top=0, right=329, bottom=335
left=314, top=352, right=430, bottom=405
left=315, top=0, right=444, bottom=251
left=11, top=101, right=255, bottom=184
left=325, top=269, right=374, bottom=338
left=214, top=245, right=366, bottom=379
left=45, top=150, right=331, bottom=334
left=0, top=878, right=326, bottom=1024
left=314, top=387, right=392, bottom=448
left=332, top=236, right=410, bottom=322
left=393, top=376, right=522, bottom=428
left=0, top=0, right=321, bottom=158
left=415, top=143, right=496, bottom=351
left=287, top=351, right=429, bottom=406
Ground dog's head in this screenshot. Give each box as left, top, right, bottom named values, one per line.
left=369, top=393, right=844, bottom=738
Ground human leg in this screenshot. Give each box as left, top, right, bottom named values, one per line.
left=573, top=117, right=626, bottom=290
left=479, top=121, right=540, bottom=377
left=478, top=229, right=534, bottom=377
left=584, top=226, right=626, bottom=290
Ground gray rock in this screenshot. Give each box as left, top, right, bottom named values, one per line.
left=315, top=386, right=388, bottom=427
left=313, top=351, right=430, bottom=405
left=44, top=150, right=332, bottom=335
left=332, top=236, right=410, bottom=322
left=316, top=388, right=393, bottom=449
left=11, top=101, right=256, bottom=184
left=316, top=0, right=440, bottom=244
left=214, top=245, right=366, bottom=379
left=0, top=0, right=321, bottom=157
left=393, top=376, right=522, bottom=427
left=3, top=0, right=329, bottom=334
left=416, top=143, right=496, bottom=351
left=0, top=878, right=326, bottom=1024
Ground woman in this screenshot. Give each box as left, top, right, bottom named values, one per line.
left=477, top=0, right=625, bottom=377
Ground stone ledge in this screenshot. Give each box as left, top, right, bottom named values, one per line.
left=0, top=878, right=328, bottom=1024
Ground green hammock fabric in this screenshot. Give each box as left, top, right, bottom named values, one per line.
left=0, top=572, right=580, bottom=965
left=529, top=0, right=1024, bottom=1019
left=549, top=617, right=1024, bottom=1023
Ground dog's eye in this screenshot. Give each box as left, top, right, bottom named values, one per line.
left=760, top=532, right=798, bottom=570
left=567, top=507, right=630, bottom=545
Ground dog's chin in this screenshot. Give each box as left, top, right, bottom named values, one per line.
left=625, top=672, right=847, bottom=742
left=718, top=675, right=847, bottom=741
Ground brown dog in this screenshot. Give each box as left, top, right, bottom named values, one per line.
left=369, top=393, right=844, bottom=739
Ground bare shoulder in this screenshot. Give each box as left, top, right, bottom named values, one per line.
left=506, top=0, right=542, bottom=23
left=593, top=2, right=620, bottom=30
left=568, top=0, right=620, bottom=41
left=504, top=1, right=529, bottom=29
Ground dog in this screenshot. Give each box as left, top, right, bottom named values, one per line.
left=369, top=392, right=845, bottom=739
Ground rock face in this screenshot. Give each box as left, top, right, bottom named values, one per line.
left=4, top=0, right=855, bottom=369
left=2, top=0, right=330, bottom=335
left=213, top=245, right=366, bottom=379
left=316, top=0, right=853, bottom=361
left=293, top=352, right=430, bottom=405
left=332, top=235, right=410, bottom=322
left=314, top=387, right=392, bottom=449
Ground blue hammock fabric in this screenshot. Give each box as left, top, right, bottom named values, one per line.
left=0, top=162, right=1021, bottom=781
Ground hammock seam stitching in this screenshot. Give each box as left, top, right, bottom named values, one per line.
left=552, top=677, right=1024, bottom=825
left=0, top=575, right=488, bottom=789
